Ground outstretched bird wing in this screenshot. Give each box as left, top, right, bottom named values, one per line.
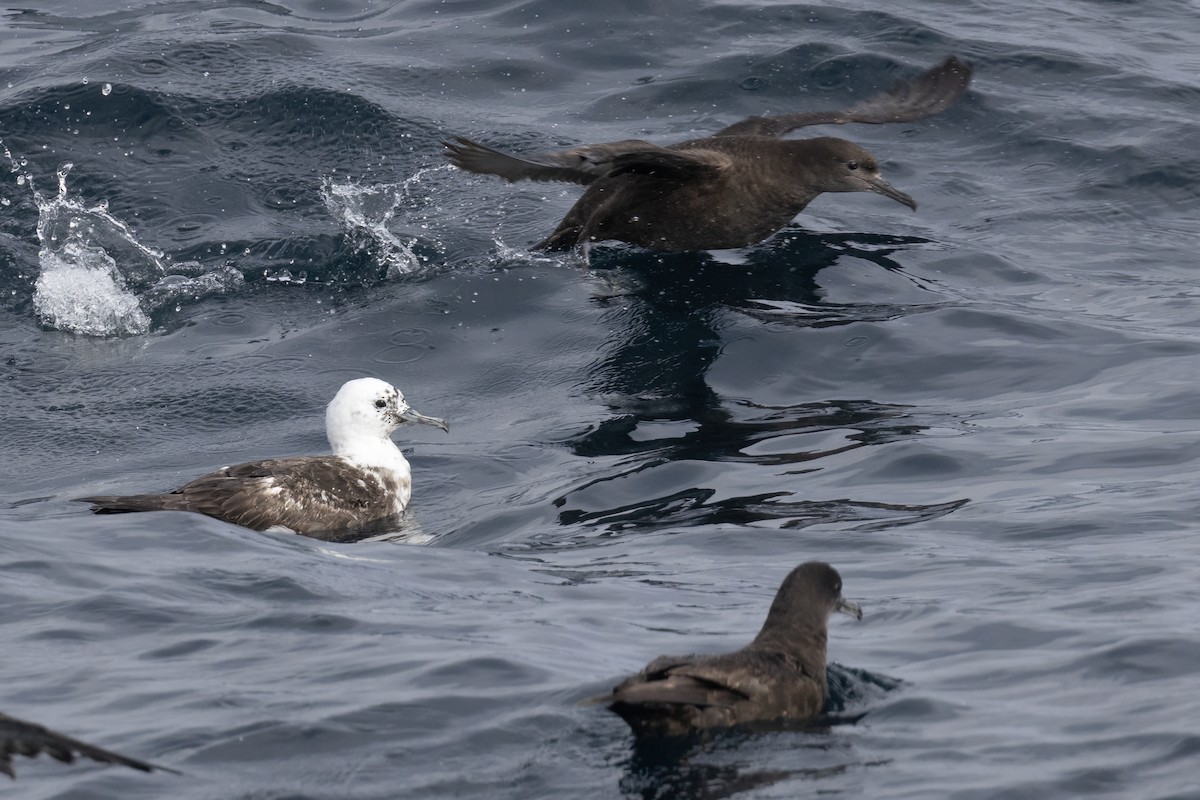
left=0, top=711, right=168, bottom=778
left=714, top=55, right=972, bottom=138
left=443, top=136, right=731, bottom=185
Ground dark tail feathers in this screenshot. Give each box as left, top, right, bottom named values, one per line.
left=75, top=495, right=178, bottom=514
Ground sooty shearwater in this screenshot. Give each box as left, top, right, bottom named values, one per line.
left=1, top=710, right=169, bottom=778
left=78, top=377, right=448, bottom=535
left=445, top=55, right=971, bottom=252
left=599, top=561, right=862, bottom=737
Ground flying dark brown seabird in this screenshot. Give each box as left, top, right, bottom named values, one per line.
left=78, top=377, right=448, bottom=535
left=444, top=55, right=971, bottom=252
left=599, top=561, right=862, bottom=737
left=1, top=710, right=169, bottom=778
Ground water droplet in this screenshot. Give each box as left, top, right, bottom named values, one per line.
left=102, top=83, right=112, bottom=96
left=81, top=76, right=89, bottom=84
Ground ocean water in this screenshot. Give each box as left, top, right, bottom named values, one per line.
left=2, top=0, right=1200, bottom=798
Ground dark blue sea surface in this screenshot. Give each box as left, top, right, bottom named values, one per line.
left=3, top=1, right=1200, bottom=798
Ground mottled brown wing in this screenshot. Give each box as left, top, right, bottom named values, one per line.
left=0, top=712, right=163, bottom=778
left=176, top=457, right=390, bottom=533
left=715, top=55, right=972, bottom=137
left=443, top=136, right=730, bottom=184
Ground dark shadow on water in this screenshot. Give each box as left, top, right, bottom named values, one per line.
left=556, top=395, right=969, bottom=536
left=621, top=742, right=801, bottom=800
left=580, top=229, right=942, bottom=424
left=277, top=508, right=431, bottom=544
left=620, top=735, right=863, bottom=800
left=559, top=491, right=968, bottom=536
left=574, top=398, right=930, bottom=461
left=587, top=229, right=932, bottom=314
left=547, top=232, right=969, bottom=538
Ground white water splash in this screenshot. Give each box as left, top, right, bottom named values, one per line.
left=142, top=264, right=246, bottom=308
left=29, top=162, right=162, bottom=335
left=34, top=244, right=150, bottom=336
left=491, top=237, right=561, bottom=266
left=321, top=165, right=449, bottom=278
left=264, top=267, right=307, bottom=284
left=3, top=139, right=244, bottom=336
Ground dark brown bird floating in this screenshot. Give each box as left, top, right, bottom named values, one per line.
left=598, top=561, right=862, bottom=737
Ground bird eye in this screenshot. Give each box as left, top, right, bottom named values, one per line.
left=374, top=399, right=387, bottom=409
left=846, top=161, right=859, bottom=171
